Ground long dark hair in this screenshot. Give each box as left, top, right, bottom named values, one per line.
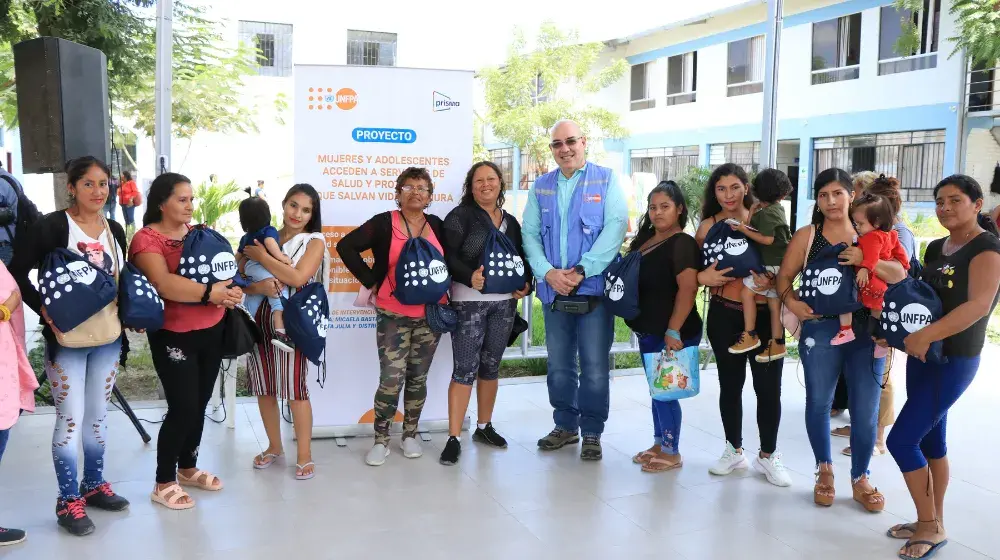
left=65, top=156, right=111, bottom=188
left=630, top=180, right=688, bottom=252
left=811, top=167, right=854, bottom=225
left=461, top=161, right=507, bottom=209
left=700, top=163, right=752, bottom=220
left=282, top=183, right=323, bottom=233
left=934, top=174, right=999, bottom=237
left=143, top=172, right=191, bottom=225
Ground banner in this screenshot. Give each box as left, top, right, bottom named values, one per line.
left=294, top=65, right=473, bottom=434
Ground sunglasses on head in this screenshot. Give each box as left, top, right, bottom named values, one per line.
left=549, top=137, right=582, bottom=150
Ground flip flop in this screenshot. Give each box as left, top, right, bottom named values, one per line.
left=295, top=462, right=316, bottom=481
left=632, top=449, right=657, bottom=464
left=177, top=470, right=224, bottom=491
left=898, top=539, right=948, bottom=559
left=887, top=523, right=918, bottom=540
left=253, top=452, right=282, bottom=470
left=641, top=455, right=682, bottom=473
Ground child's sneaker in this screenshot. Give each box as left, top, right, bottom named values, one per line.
left=272, top=332, right=296, bottom=353
left=831, top=329, right=855, bottom=346
left=755, top=339, right=787, bottom=363
left=728, top=331, right=761, bottom=354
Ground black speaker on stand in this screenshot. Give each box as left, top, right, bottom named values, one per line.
left=13, top=37, right=149, bottom=445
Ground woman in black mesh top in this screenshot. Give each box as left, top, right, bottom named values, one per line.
left=438, top=161, right=532, bottom=466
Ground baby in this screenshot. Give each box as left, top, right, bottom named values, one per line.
left=834, top=192, right=909, bottom=356
left=728, top=169, right=793, bottom=362
left=237, top=196, right=294, bottom=353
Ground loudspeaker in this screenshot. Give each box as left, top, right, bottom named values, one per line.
left=13, top=37, right=110, bottom=174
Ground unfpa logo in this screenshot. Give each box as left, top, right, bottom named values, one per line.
left=307, top=87, right=357, bottom=110
left=432, top=91, right=460, bottom=112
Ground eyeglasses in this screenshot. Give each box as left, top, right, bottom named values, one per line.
left=400, top=185, right=430, bottom=193
left=549, top=137, right=582, bottom=150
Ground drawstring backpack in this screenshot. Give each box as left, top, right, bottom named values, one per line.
left=178, top=225, right=238, bottom=286
left=392, top=213, right=451, bottom=305
left=478, top=211, right=526, bottom=294
left=602, top=237, right=668, bottom=320
left=879, top=277, right=947, bottom=364
left=798, top=242, right=862, bottom=317
left=701, top=220, right=764, bottom=278
left=118, top=262, right=165, bottom=331
left=40, top=248, right=117, bottom=334
left=280, top=232, right=331, bottom=386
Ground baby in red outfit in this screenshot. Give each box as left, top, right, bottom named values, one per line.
left=832, top=192, right=909, bottom=355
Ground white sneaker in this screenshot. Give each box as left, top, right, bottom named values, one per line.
left=754, top=451, right=792, bottom=487
left=401, top=437, right=423, bottom=459
left=365, top=443, right=389, bottom=466
left=709, top=442, right=750, bottom=475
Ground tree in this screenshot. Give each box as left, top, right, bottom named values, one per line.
left=675, top=166, right=713, bottom=228
left=192, top=178, right=241, bottom=229
left=894, top=0, right=1000, bottom=66
left=480, top=22, right=628, bottom=172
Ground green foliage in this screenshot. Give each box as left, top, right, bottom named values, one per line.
left=895, top=0, right=1000, bottom=67
left=192, top=179, right=242, bottom=229
left=902, top=211, right=948, bottom=237
left=29, top=345, right=51, bottom=406
left=480, top=22, right=628, bottom=166
left=891, top=0, right=924, bottom=58
left=675, top=166, right=713, bottom=228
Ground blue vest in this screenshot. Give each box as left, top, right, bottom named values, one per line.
left=534, top=162, right=611, bottom=305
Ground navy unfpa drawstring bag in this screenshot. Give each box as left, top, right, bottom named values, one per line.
left=701, top=220, right=764, bottom=278
left=118, top=262, right=164, bottom=331
left=798, top=242, right=861, bottom=317
left=879, top=277, right=946, bottom=364
left=40, top=249, right=117, bottom=333
left=179, top=225, right=238, bottom=285
left=281, top=282, right=330, bottom=366
left=393, top=216, right=451, bottom=305
left=602, top=251, right=641, bottom=320
left=480, top=216, right=526, bottom=294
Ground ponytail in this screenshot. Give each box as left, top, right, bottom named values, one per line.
left=978, top=213, right=999, bottom=237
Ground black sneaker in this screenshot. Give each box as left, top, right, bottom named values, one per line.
left=56, top=498, right=95, bottom=536
left=580, top=436, right=603, bottom=461
left=439, top=436, right=461, bottom=465
left=81, top=482, right=130, bottom=512
left=0, top=527, right=26, bottom=546
left=272, top=332, right=296, bottom=353
left=472, top=423, right=508, bottom=448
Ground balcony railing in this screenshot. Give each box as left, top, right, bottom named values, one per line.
left=967, top=65, right=1000, bottom=115
left=811, top=65, right=860, bottom=85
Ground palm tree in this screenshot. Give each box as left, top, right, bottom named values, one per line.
left=192, top=179, right=242, bottom=229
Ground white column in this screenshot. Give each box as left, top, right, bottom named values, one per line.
left=760, top=0, right=783, bottom=168
left=154, top=0, right=173, bottom=174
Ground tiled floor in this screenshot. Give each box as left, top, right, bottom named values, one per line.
left=2, top=349, right=999, bottom=560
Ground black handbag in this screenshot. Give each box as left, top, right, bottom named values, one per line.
left=507, top=313, right=528, bottom=346
left=220, top=305, right=263, bottom=360
left=425, top=303, right=458, bottom=334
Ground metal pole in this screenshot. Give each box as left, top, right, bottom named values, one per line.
left=154, top=0, right=173, bottom=174
left=955, top=49, right=969, bottom=173
left=760, top=0, right=783, bottom=169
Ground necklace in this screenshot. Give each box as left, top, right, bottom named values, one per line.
left=943, top=228, right=978, bottom=255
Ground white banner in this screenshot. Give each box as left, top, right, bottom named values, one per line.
left=294, top=65, right=473, bottom=434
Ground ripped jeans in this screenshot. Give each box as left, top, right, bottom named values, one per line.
left=45, top=337, right=122, bottom=499
left=638, top=333, right=701, bottom=455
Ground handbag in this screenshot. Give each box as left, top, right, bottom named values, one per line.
left=643, top=345, right=701, bottom=401
left=425, top=302, right=458, bottom=334
left=220, top=305, right=263, bottom=360
left=49, top=219, right=123, bottom=348
left=780, top=225, right=814, bottom=340
left=118, top=262, right=165, bottom=331
left=392, top=213, right=451, bottom=305
left=507, top=313, right=528, bottom=347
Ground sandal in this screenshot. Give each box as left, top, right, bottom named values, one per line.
left=177, top=470, right=224, bottom=491
left=831, top=426, right=851, bottom=438
left=898, top=539, right=948, bottom=559
left=814, top=469, right=835, bottom=507
left=853, top=477, right=885, bottom=513
left=887, top=523, right=918, bottom=540
left=641, top=454, right=682, bottom=473
left=149, top=483, right=195, bottom=510
left=295, top=462, right=316, bottom=481
left=632, top=446, right=659, bottom=465
left=253, top=452, right=283, bottom=470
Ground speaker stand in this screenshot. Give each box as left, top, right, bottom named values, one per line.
left=112, top=385, right=152, bottom=444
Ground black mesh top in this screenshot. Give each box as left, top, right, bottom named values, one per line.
left=442, top=203, right=532, bottom=289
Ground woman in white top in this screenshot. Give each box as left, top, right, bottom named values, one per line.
left=438, top=162, right=532, bottom=465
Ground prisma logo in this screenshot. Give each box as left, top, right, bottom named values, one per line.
left=432, top=91, right=460, bottom=112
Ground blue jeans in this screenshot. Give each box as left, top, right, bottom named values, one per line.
left=243, top=260, right=284, bottom=319
left=121, top=205, right=135, bottom=226
left=0, top=428, right=8, bottom=462
left=543, top=300, right=615, bottom=437
left=637, top=333, right=702, bottom=454
left=800, top=318, right=884, bottom=480
left=887, top=356, right=979, bottom=473
left=45, top=337, right=122, bottom=499
left=104, top=203, right=116, bottom=222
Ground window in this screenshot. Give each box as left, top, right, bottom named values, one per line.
left=488, top=148, right=514, bottom=190
left=519, top=152, right=549, bottom=191
left=630, top=146, right=699, bottom=182
left=238, top=21, right=293, bottom=77
left=347, top=30, right=397, bottom=67
left=727, top=36, right=765, bottom=96
left=811, top=13, right=861, bottom=84
left=532, top=73, right=548, bottom=105
left=968, top=64, right=995, bottom=113
left=709, top=142, right=760, bottom=172
left=878, top=0, right=940, bottom=75
left=630, top=62, right=655, bottom=111
left=667, top=52, right=697, bottom=105
left=813, top=130, right=946, bottom=201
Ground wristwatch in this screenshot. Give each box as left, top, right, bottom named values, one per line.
left=573, top=264, right=586, bottom=277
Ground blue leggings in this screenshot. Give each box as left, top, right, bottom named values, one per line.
left=887, top=355, right=979, bottom=473
left=637, top=333, right=701, bottom=455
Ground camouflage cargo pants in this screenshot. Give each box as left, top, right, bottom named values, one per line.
left=373, top=310, right=442, bottom=445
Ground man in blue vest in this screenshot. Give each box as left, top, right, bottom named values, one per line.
left=521, top=119, right=628, bottom=460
